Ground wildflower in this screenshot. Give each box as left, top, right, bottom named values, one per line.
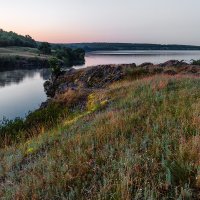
left=100, top=100, right=109, bottom=107
left=27, top=147, right=34, bottom=154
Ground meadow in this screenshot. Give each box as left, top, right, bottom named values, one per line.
left=0, top=73, right=200, bottom=199
left=0, top=47, right=50, bottom=59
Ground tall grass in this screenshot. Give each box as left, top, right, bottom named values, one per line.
left=0, top=75, right=200, bottom=199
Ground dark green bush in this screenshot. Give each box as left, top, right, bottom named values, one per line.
left=54, top=47, right=85, bottom=67
left=49, top=57, right=62, bottom=76
left=191, top=59, right=200, bottom=65
left=38, top=42, right=51, bottom=54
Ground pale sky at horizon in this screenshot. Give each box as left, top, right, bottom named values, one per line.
left=0, top=0, right=200, bottom=45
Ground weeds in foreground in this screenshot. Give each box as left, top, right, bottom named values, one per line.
left=0, top=75, right=200, bottom=199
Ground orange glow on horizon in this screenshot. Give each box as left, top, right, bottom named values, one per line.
left=2, top=26, right=109, bottom=43
left=1, top=0, right=200, bottom=45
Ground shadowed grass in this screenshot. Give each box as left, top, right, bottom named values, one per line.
left=0, top=75, right=200, bottom=199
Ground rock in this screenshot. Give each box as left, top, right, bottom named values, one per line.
left=40, top=99, right=51, bottom=109
left=42, top=61, right=200, bottom=109
left=76, top=65, right=124, bottom=88
left=44, top=80, right=55, bottom=97
left=57, top=83, right=69, bottom=94
left=43, top=64, right=125, bottom=99
left=164, top=70, right=177, bottom=75
left=158, top=60, right=188, bottom=67
left=139, top=62, right=154, bottom=67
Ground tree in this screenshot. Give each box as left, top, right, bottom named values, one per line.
left=54, top=47, right=85, bottom=67
left=48, top=57, right=61, bottom=77
left=38, top=42, right=51, bottom=54
left=73, top=48, right=85, bottom=60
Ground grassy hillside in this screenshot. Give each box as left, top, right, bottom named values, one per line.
left=0, top=29, right=36, bottom=48
left=0, top=47, right=51, bottom=71
left=0, top=46, right=85, bottom=71
left=0, top=75, right=200, bottom=199
left=0, top=47, right=49, bottom=59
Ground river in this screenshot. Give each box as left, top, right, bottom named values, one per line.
left=1, top=50, right=200, bottom=121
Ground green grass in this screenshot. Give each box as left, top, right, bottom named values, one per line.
left=0, top=75, right=200, bottom=199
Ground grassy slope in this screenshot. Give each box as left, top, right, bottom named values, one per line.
left=0, top=47, right=50, bottom=59
left=0, top=75, right=200, bottom=199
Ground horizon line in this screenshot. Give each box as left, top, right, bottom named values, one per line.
left=47, top=41, right=200, bottom=47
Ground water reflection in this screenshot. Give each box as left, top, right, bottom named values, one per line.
left=74, top=50, right=200, bottom=69
left=0, top=69, right=51, bottom=121
left=1, top=50, right=200, bottom=120
left=0, top=69, right=51, bottom=87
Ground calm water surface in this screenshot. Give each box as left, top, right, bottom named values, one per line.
left=1, top=50, right=200, bottom=121
left=76, top=50, right=200, bottom=68
left=0, top=69, right=51, bottom=121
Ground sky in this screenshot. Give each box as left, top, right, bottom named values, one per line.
left=0, top=0, right=200, bottom=44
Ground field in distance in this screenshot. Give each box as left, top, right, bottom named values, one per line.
left=0, top=47, right=50, bottom=59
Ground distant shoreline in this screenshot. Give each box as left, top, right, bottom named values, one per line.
left=1, top=47, right=200, bottom=72
left=63, top=43, right=200, bottom=52
left=87, top=49, right=200, bottom=56
left=0, top=47, right=50, bottom=71
left=0, top=55, right=50, bottom=72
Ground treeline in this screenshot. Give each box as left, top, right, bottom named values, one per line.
left=39, top=42, right=85, bottom=66
left=0, top=29, right=37, bottom=47
left=0, top=29, right=85, bottom=70
left=0, top=43, right=85, bottom=71
left=65, top=43, right=200, bottom=52
left=54, top=45, right=85, bottom=66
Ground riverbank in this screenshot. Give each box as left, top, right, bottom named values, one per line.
left=0, top=47, right=50, bottom=71
left=1, top=59, right=200, bottom=140
left=1, top=60, right=200, bottom=199
left=0, top=46, right=85, bottom=71
left=43, top=60, right=200, bottom=106
left=0, top=56, right=50, bottom=71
